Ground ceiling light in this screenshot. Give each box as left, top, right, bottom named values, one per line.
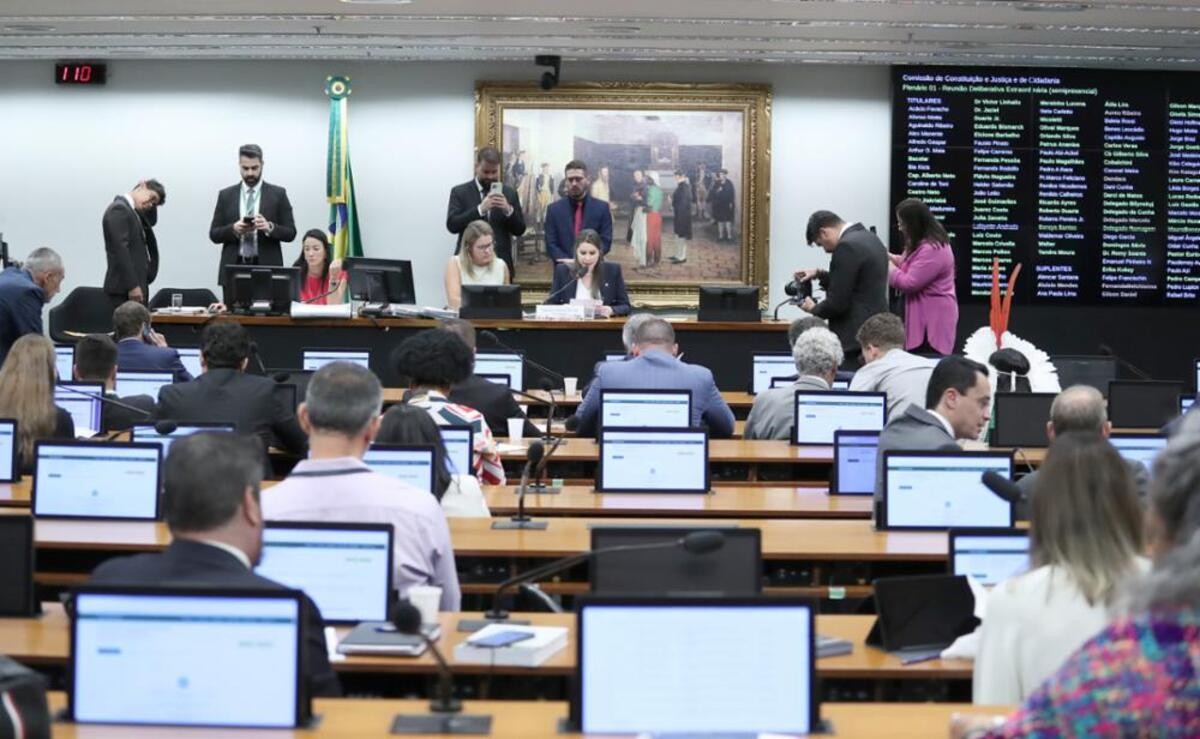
left=1015, top=2, right=1088, bottom=11
left=2, top=24, right=57, bottom=32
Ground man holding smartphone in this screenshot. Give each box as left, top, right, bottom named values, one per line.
left=208, top=143, right=297, bottom=292
left=446, top=147, right=526, bottom=279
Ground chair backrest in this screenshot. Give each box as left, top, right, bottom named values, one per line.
left=148, top=288, right=219, bottom=309
left=47, top=287, right=114, bottom=343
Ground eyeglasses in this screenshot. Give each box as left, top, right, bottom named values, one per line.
left=474, top=242, right=495, bottom=251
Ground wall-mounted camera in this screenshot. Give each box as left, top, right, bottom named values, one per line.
left=535, top=55, right=561, bottom=91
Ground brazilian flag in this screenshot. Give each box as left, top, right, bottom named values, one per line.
left=325, top=75, right=364, bottom=263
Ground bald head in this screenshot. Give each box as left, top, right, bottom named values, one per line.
left=1049, top=385, right=1110, bottom=439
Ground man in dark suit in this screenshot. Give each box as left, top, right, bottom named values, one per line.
left=708, top=169, right=736, bottom=242
left=544, top=160, right=614, bottom=263
left=0, top=247, right=65, bottom=367
left=670, top=170, right=693, bottom=264
left=102, top=179, right=164, bottom=308
left=158, top=320, right=307, bottom=464
left=89, top=432, right=340, bottom=698
left=112, top=301, right=192, bottom=382
left=208, top=144, right=297, bottom=290
left=73, top=333, right=157, bottom=431
left=447, top=147, right=526, bottom=279
left=437, top=318, right=538, bottom=438
left=795, top=210, right=890, bottom=366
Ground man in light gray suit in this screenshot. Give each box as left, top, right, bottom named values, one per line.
left=569, top=318, right=734, bottom=438
left=744, top=327, right=843, bottom=441
left=849, top=313, right=936, bottom=422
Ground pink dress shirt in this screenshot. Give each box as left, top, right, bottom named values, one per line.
left=888, top=240, right=958, bottom=355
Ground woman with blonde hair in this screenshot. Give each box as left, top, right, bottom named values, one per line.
left=0, top=334, right=75, bottom=472
left=444, top=220, right=509, bottom=309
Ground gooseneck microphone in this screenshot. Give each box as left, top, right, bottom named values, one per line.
left=981, top=469, right=1023, bottom=505
left=541, top=263, right=589, bottom=305
left=492, top=440, right=547, bottom=530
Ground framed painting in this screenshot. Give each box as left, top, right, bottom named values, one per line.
left=475, top=82, right=772, bottom=308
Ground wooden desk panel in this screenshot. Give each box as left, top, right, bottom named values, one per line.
left=495, top=437, right=837, bottom=464
left=0, top=478, right=29, bottom=507
left=483, top=485, right=873, bottom=519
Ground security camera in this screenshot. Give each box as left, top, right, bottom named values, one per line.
left=535, top=54, right=561, bottom=91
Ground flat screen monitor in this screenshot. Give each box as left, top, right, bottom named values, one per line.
left=769, top=375, right=798, bottom=389
left=363, top=444, right=434, bottom=493
left=176, top=346, right=203, bottom=378
left=131, top=423, right=236, bottom=457
left=115, top=370, right=174, bottom=400
left=460, top=284, right=522, bottom=320
left=0, top=418, right=17, bottom=483
left=792, top=391, right=887, bottom=445
left=33, top=441, right=162, bottom=520
left=54, top=382, right=104, bottom=437
left=831, top=429, right=879, bottom=496
left=597, top=428, right=709, bottom=493
left=301, top=348, right=370, bottom=371
left=600, top=389, right=691, bottom=429
left=344, top=257, right=416, bottom=305
left=832, top=379, right=851, bottom=391
left=881, top=451, right=1015, bottom=530
left=438, top=425, right=473, bottom=477
left=949, top=528, right=1030, bottom=587
left=991, top=392, right=1056, bottom=448
left=474, top=351, right=524, bottom=390
left=575, top=597, right=816, bottom=735
left=1108, top=380, right=1185, bottom=429
left=589, top=527, right=762, bottom=595
left=222, top=265, right=301, bottom=315
left=750, top=353, right=794, bottom=394
left=0, top=515, right=35, bottom=616
left=697, top=285, right=760, bottom=322
left=604, top=352, right=627, bottom=363
left=476, top=373, right=510, bottom=388
left=1110, top=432, right=1167, bottom=475
left=54, top=344, right=74, bottom=381
left=1195, top=358, right=1200, bottom=393
left=1051, top=355, right=1117, bottom=394
left=70, top=587, right=304, bottom=728
left=257, top=522, right=394, bottom=624
left=1181, top=394, right=1195, bottom=416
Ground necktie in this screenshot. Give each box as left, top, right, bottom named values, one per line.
left=240, top=189, right=258, bottom=259
left=573, top=199, right=583, bottom=236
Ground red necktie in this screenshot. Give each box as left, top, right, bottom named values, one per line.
left=573, top=199, right=583, bottom=236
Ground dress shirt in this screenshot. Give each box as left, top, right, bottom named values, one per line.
left=929, top=408, right=955, bottom=439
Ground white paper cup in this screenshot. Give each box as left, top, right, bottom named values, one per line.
left=563, top=377, right=579, bottom=396
left=507, top=417, right=525, bottom=442
left=407, top=585, right=442, bottom=626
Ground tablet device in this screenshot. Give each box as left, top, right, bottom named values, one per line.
left=869, top=574, right=978, bottom=653
left=32, top=440, right=162, bottom=520
left=880, top=450, right=1014, bottom=530
left=55, top=382, right=104, bottom=437
left=474, top=351, right=524, bottom=390
left=600, top=389, right=691, bottom=429
left=597, top=427, right=709, bottom=493
left=1180, top=394, right=1195, bottom=417
left=438, top=424, right=473, bottom=477
left=830, top=429, right=879, bottom=495
left=0, top=515, right=36, bottom=616
left=948, top=528, right=1030, bottom=587
left=301, top=348, right=370, bottom=371
left=1109, top=432, right=1167, bottom=476
left=476, top=373, right=511, bottom=388
left=363, top=444, right=435, bottom=492
left=792, top=390, right=886, bottom=445
left=54, top=344, right=74, bottom=381
left=0, top=418, right=18, bottom=483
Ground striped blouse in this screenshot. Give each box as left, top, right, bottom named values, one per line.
left=407, top=390, right=506, bottom=486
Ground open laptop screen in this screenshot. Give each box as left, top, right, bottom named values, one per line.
left=115, top=370, right=174, bottom=400
left=363, top=444, right=434, bottom=493
left=577, top=599, right=815, bottom=735
left=831, top=430, right=879, bottom=495
left=0, top=418, right=17, bottom=483
left=751, top=353, right=794, bottom=394
left=438, top=425, right=473, bottom=477
left=991, top=393, right=1056, bottom=448
left=131, top=423, right=236, bottom=457
left=54, top=344, right=74, bottom=381
left=70, top=589, right=303, bottom=728
left=1108, top=380, right=1184, bottom=429
left=301, top=348, right=370, bottom=371
left=55, top=383, right=103, bottom=437
left=598, top=428, right=708, bottom=493
left=1110, top=433, right=1167, bottom=476
left=792, top=391, right=887, bottom=445
left=176, top=346, right=203, bottom=378
left=474, top=351, right=524, bottom=390
left=950, top=529, right=1030, bottom=587
left=257, top=523, right=393, bottom=624
left=33, top=441, right=162, bottom=519
left=881, top=451, right=1014, bottom=530
left=600, top=390, right=691, bottom=429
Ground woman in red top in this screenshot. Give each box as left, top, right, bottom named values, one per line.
left=293, top=229, right=345, bottom=305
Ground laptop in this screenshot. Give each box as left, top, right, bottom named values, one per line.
left=256, top=522, right=394, bottom=624
left=750, top=352, right=795, bottom=394
left=830, top=429, right=879, bottom=495
left=590, top=526, right=761, bottom=595
left=1110, top=432, right=1167, bottom=476
left=991, top=392, right=1056, bottom=447
left=600, top=389, right=691, bottom=430
left=1108, top=380, right=1184, bottom=428
left=32, top=440, right=162, bottom=520
left=55, top=382, right=104, bottom=437
left=0, top=515, right=36, bottom=616
left=176, top=346, right=203, bottom=378
left=477, top=372, right=511, bottom=388
left=438, top=424, right=473, bottom=477
left=363, top=444, right=435, bottom=492
left=474, top=351, right=524, bottom=390
left=597, top=427, right=709, bottom=493
left=573, top=597, right=819, bottom=735
left=300, top=348, right=371, bottom=371
left=115, top=370, right=175, bottom=400
left=131, top=422, right=236, bottom=457
left=0, top=418, right=17, bottom=483
left=54, top=344, right=74, bottom=381
left=769, top=375, right=798, bottom=389
left=949, top=528, right=1030, bottom=587
left=603, top=352, right=627, bottom=363
left=69, top=586, right=307, bottom=728
left=1180, top=394, right=1195, bottom=417
left=792, top=390, right=887, bottom=445
left=879, top=450, right=1015, bottom=530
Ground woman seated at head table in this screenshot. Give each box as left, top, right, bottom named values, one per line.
left=0, top=335, right=75, bottom=473
left=292, top=228, right=346, bottom=305
left=444, top=219, right=508, bottom=310
left=952, top=432, right=1200, bottom=738
left=543, top=229, right=630, bottom=318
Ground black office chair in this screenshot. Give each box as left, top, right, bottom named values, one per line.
left=148, top=288, right=218, bottom=310
left=47, top=287, right=114, bottom=343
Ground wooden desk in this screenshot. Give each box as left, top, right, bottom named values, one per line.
left=0, top=478, right=29, bottom=507
left=496, top=437, right=836, bottom=464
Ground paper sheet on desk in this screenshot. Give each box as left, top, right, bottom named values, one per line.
left=290, top=301, right=353, bottom=319
left=940, top=574, right=989, bottom=660
left=496, top=443, right=526, bottom=453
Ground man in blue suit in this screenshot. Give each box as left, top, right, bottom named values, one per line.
left=569, top=317, right=734, bottom=438
left=543, top=160, right=613, bottom=263
left=112, top=301, right=192, bottom=382
left=0, top=247, right=65, bottom=367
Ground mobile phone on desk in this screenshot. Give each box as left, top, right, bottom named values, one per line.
left=471, top=630, right=535, bottom=648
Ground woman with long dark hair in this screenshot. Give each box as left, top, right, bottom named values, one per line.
left=292, top=229, right=345, bottom=305
left=889, top=198, right=958, bottom=354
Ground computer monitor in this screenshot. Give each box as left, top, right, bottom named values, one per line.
left=460, top=284, right=522, bottom=320
left=115, top=370, right=174, bottom=400
left=832, top=379, right=851, bottom=391
left=1051, top=355, right=1117, bottom=394
left=474, top=351, right=524, bottom=390
left=222, top=265, right=301, bottom=315
left=70, top=587, right=305, bottom=728
left=438, top=425, right=473, bottom=477
left=831, top=429, right=879, bottom=496
left=131, top=423, right=236, bottom=457
left=1108, top=380, right=1184, bottom=428
left=589, top=527, right=762, bottom=595
left=176, top=346, right=203, bottom=378
left=769, top=375, right=798, bottom=389
left=257, top=522, right=394, bottom=624
left=597, top=428, right=709, bottom=493
left=697, top=285, right=760, bottom=322
left=0, top=515, right=36, bottom=616
left=344, top=257, right=416, bottom=305
left=300, top=348, right=371, bottom=371
left=991, top=392, right=1056, bottom=448
left=603, top=352, right=627, bottom=363
left=949, top=528, right=1030, bottom=587
left=362, top=444, right=435, bottom=492
left=750, top=352, right=795, bottom=394
left=1110, top=432, right=1167, bottom=475
left=574, top=597, right=816, bottom=735
left=32, top=441, right=162, bottom=520
left=54, top=343, right=74, bottom=381
left=792, top=390, right=887, bottom=445
left=600, top=389, right=692, bottom=429
left=54, top=382, right=104, bottom=437
left=0, top=418, right=17, bottom=483
left=880, top=451, right=1015, bottom=530
left=1195, top=358, right=1200, bottom=392
left=1181, top=394, right=1195, bottom=417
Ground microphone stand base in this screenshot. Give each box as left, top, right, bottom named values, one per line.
left=491, top=518, right=548, bottom=530
left=391, top=713, right=492, bottom=735
left=456, top=616, right=531, bottom=632
left=525, top=483, right=561, bottom=495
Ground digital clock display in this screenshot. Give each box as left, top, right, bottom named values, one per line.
left=55, top=62, right=106, bottom=85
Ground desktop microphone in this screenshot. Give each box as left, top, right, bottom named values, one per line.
left=492, top=441, right=547, bottom=530
left=477, top=330, right=565, bottom=385
left=981, top=470, right=1023, bottom=505
left=539, top=378, right=559, bottom=443
left=247, top=341, right=269, bottom=376
left=541, top=264, right=589, bottom=306
left=391, top=600, right=492, bottom=735
left=528, top=435, right=563, bottom=494
left=1098, top=343, right=1153, bottom=381
left=300, top=281, right=342, bottom=304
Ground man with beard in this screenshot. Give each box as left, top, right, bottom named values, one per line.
left=208, top=144, right=297, bottom=291
left=543, top=160, right=613, bottom=264
left=446, top=146, right=526, bottom=278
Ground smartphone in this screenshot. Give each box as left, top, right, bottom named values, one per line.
left=471, top=630, right=535, bottom=648
left=489, top=182, right=503, bottom=196
left=141, top=324, right=154, bottom=342
left=242, top=215, right=254, bottom=224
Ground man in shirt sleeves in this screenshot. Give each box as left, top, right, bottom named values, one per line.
left=447, top=147, right=526, bottom=279
left=208, top=144, right=297, bottom=291
left=102, top=179, right=164, bottom=308
left=543, top=160, right=613, bottom=264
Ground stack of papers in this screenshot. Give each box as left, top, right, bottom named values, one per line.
left=290, top=302, right=354, bottom=319
left=453, top=624, right=568, bottom=667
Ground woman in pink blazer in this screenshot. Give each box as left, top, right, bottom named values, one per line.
left=889, top=198, right=958, bottom=355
